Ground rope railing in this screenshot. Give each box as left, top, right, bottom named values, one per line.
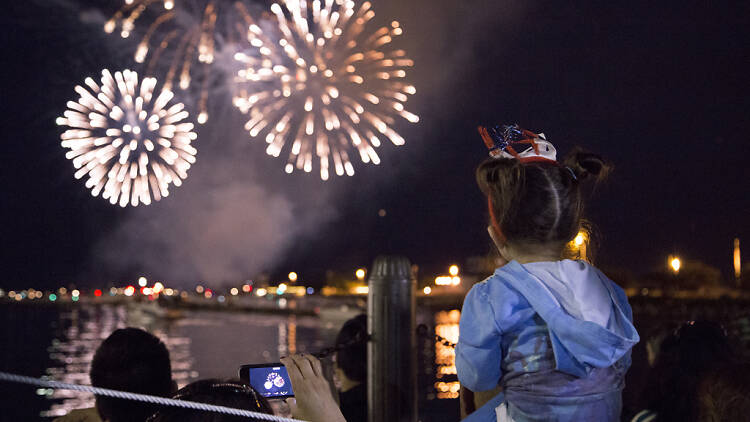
left=434, top=332, right=457, bottom=349
left=0, top=371, right=306, bottom=422
left=417, top=323, right=458, bottom=349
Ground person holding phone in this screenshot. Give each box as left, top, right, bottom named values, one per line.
left=149, top=357, right=343, bottom=422
left=281, top=354, right=347, bottom=422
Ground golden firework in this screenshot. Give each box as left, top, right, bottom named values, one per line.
left=104, top=0, right=219, bottom=123
left=232, top=0, right=419, bottom=180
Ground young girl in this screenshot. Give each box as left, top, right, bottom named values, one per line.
left=456, top=124, right=639, bottom=422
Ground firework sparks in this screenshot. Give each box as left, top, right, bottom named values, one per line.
left=104, top=0, right=221, bottom=123
left=56, top=69, right=197, bottom=207
left=231, top=0, right=419, bottom=180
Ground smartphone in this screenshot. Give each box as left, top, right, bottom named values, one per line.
left=239, top=363, right=294, bottom=399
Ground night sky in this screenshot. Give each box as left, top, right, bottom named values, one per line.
left=2, top=1, right=748, bottom=289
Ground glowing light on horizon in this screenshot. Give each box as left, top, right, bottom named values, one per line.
left=356, top=268, right=366, bottom=280
left=568, top=230, right=588, bottom=261
left=231, top=0, right=418, bottom=180
left=574, top=233, right=585, bottom=246
left=435, top=275, right=460, bottom=286
left=669, top=256, right=681, bottom=273
left=734, top=238, right=741, bottom=280
left=351, top=285, right=369, bottom=295
left=57, top=69, right=197, bottom=207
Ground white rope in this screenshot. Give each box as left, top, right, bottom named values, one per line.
left=0, top=371, right=305, bottom=422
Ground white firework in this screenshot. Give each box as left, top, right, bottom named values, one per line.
left=57, top=69, right=197, bottom=207
left=231, top=0, right=419, bottom=180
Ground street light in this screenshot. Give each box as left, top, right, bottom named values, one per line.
left=448, top=265, right=459, bottom=277
left=571, top=231, right=587, bottom=261
left=734, top=238, right=741, bottom=281
left=574, top=233, right=585, bottom=246
left=356, top=268, right=366, bottom=281
left=669, top=256, right=681, bottom=274
left=288, top=272, right=298, bottom=283
left=435, top=276, right=452, bottom=285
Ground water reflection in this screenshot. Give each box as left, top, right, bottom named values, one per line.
left=278, top=315, right=298, bottom=357
left=42, top=306, right=127, bottom=417
left=434, top=309, right=460, bottom=400
left=37, top=304, right=338, bottom=418
left=7, top=301, right=458, bottom=418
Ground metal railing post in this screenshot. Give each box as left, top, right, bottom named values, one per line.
left=367, top=256, right=417, bottom=422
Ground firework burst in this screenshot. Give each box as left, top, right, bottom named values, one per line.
left=57, top=69, right=197, bottom=207
left=231, top=0, right=419, bottom=180
left=103, top=0, right=225, bottom=123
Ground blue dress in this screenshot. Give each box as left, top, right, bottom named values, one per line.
left=456, top=260, right=639, bottom=421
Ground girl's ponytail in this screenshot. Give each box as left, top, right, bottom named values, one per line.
left=563, top=148, right=611, bottom=183
left=475, top=158, right=522, bottom=198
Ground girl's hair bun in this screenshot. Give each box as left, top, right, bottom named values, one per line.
left=564, top=148, right=611, bottom=182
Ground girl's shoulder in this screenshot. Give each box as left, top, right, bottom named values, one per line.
left=471, top=267, right=524, bottom=299
left=465, top=268, right=534, bottom=327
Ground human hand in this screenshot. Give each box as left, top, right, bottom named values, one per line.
left=280, top=354, right=346, bottom=422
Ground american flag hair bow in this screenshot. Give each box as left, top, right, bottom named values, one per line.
left=478, top=124, right=557, bottom=163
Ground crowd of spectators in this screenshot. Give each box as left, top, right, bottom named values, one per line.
left=51, top=315, right=750, bottom=422
left=52, top=313, right=750, bottom=422
left=54, top=318, right=362, bottom=422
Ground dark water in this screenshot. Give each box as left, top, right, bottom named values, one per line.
left=6, top=297, right=743, bottom=421
left=0, top=302, right=462, bottom=421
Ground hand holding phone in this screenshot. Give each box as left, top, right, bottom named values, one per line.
left=280, top=354, right=346, bottom=422
left=238, top=363, right=294, bottom=399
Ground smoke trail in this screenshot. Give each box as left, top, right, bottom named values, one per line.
left=92, top=111, right=337, bottom=284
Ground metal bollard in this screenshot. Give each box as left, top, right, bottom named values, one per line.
left=367, top=256, right=417, bottom=422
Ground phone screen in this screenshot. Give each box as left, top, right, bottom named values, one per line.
left=240, top=364, right=294, bottom=398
